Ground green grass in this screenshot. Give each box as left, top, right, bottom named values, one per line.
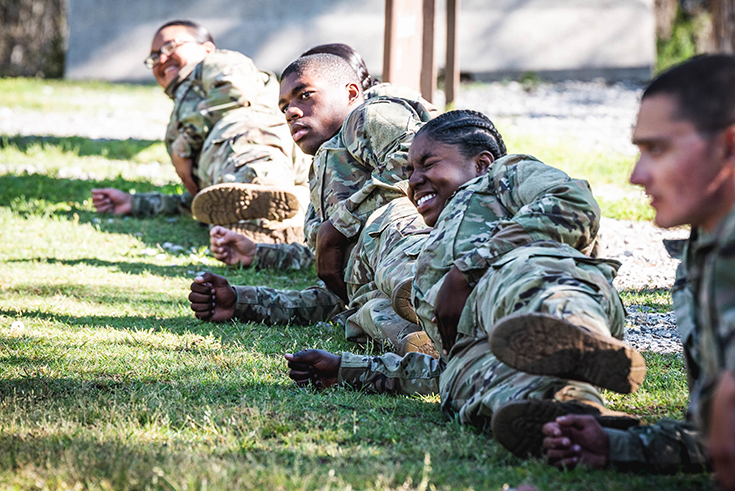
left=0, top=81, right=714, bottom=489
left=0, top=78, right=168, bottom=114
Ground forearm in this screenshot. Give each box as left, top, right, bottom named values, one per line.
left=233, top=285, right=344, bottom=325
left=605, top=419, right=709, bottom=473
left=338, top=351, right=443, bottom=395
left=130, top=192, right=192, bottom=217
left=253, top=243, right=314, bottom=271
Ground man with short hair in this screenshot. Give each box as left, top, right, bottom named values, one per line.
left=91, top=20, right=308, bottom=243
left=513, top=55, right=735, bottom=489
left=189, top=53, right=435, bottom=354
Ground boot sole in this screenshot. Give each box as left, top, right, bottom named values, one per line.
left=192, top=183, right=299, bottom=225
left=489, top=313, right=646, bottom=394
left=397, top=331, right=439, bottom=358
left=491, top=399, right=639, bottom=458
left=391, top=277, right=419, bottom=324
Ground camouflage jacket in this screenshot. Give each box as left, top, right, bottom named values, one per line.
left=244, top=87, right=434, bottom=270
left=338, top=154, right=601, bottom=393
left=304, top=96, right=425, bottom=249
left=130, top=49, right=285, bottom=217
left=603, top=207, right=735, bottom=472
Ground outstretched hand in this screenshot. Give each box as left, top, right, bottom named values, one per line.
left=316, top=220, right=349, bottom=302
left=434, top=266, right=473, bottom=355
left=91, top=188, right=133, bottom=215
left=285, top=349, right=341, bottom=389
left=542, top=414, right=609, bottom=469
left=210, top=225, right=257, bottom=267
left=188, top=272, right=237, bottom=322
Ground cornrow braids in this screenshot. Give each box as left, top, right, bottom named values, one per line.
left=417, top=109, right=507, bottom=160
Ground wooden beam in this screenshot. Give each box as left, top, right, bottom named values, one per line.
left=383, top=0, right=395, bottom=82
left=445, top=0, right=459, bottom=107
left=420, top=0, right=436, bottom=103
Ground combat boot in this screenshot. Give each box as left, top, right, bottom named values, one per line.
left=491, top=398, right=640, bottom=458
left=396, top=331, right=439, bottom=358
left=489, top=312, right=646, bottom=394
left=192, top=183, right=300, bottom=225
left=391, top=277, right=418, bottom=324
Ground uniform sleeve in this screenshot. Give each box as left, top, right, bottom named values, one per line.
left=130, top=191, right=193, bottom=217
left=338, top=351, right=443, bottom=395
left=233, top=285, right=343, bottom=325
left=331, top=98, right=422, bottom=239
left=303, top=202, right=322, bottom=250
left=453, top=157, right=601, bottom=287
left=172, top=52, right=266, bottom=160
left=253, top=243, right=314, bottom=271
left=605, top=419, right=709, bottom=473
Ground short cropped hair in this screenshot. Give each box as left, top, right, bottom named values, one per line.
left=301, top=43, right=378, bottom=92
left=415, top=109, right=507, bottom=161
left=643, top=54, right=735, bottom=134
left=155, top=20, right=214, bottom=44
left=281, top=53, right=362, bottom=92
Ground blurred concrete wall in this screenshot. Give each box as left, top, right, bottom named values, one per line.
left=66, top=0, right=655, bottom=82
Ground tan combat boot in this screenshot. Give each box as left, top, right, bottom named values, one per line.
left=489, top=312, right=646, bottom=394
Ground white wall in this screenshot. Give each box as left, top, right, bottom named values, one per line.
left=65, top=0, right=654, bottom=82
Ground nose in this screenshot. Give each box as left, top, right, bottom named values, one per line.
left=156, top=52, right=170, bottom=68
left=284, top=105, right=302, bottom=123
left=408, top=167, right=424, bottom=191
left=629, top=155, right=648, bottom=186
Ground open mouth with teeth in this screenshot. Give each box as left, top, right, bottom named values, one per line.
left=414, top=192, right=437, bottom=214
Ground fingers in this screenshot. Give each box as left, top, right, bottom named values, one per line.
left=555, top=414, right=596, bottom=429
left=542, top=421, right=563, bottom=437
left=190, top=280, right=214, bottom=295
left=188, top=291, right=213, bottom=304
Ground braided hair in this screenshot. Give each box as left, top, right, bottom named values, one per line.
left=416, top=109, right=506, bottom=160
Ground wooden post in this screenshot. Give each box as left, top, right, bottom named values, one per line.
left=420, top=0, right=436, bottom=103
left=383, top=0, right=424, bottom=92
left=445, top=0, right=459, bottom=107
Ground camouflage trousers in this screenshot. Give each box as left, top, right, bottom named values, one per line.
left=231, top=199, right=430, bottom=348
left=197, top=111, right=311, bottom=244
left=344, top=198, right=431, bottom=346
left=438, top=243, right=626, bottom=432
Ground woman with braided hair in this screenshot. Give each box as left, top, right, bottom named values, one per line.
left=286, top=109, right=645, bottom=458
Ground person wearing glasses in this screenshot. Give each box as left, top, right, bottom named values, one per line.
left=92, top=20, right=309, bottom=244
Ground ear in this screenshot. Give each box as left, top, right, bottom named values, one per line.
left=346, top=82, right=362, bottom=106
left=474, top=151, right=494, bottom=176
left=202, top=41, right=216, bottom=54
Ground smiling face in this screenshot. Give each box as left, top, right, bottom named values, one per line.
left=278, top=70, right=361, bottom=155
left=407, top=133, right=493, bottom=226
left=630, top=94, right=735, bottom=232
left=150, top=26, right=214, bottom=89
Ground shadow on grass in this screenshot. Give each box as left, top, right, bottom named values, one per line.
left=0, top=135, right=161, bottom=160
left=6, top=257, right=207, bottom=279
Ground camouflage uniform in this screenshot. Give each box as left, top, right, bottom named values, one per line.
left=599, top=208, right=735, bottom=472
left=232, top=97, right=428, bottom=331
left=245, top=83, right=437, bottom=272
left=338, top=155, right=626, bottom=429
left=130, top=49, right=310, bottom=243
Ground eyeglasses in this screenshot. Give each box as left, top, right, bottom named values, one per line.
left=144, top=39, right=196, bottom=69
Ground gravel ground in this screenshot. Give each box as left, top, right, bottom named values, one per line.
left=1, top=79, right=685, bottom=353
